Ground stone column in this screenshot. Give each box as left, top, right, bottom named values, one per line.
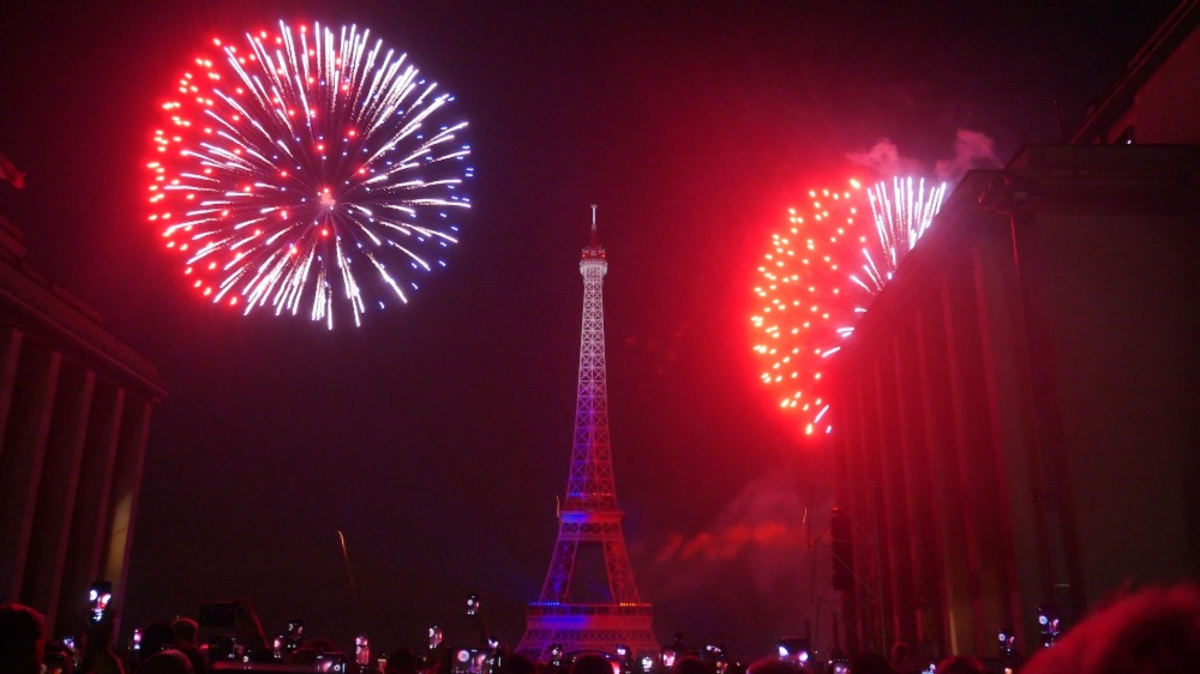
left=0, top=343, right=61, bottom=600
left=916, top=290, right=973, bottom=657
left=56, top=384, right=125, bottom=637
left=0, top=327, right=23, bottom=441
left=23, top=363, right=95, bottom=630
left=102, top=396, right=153, bottom=619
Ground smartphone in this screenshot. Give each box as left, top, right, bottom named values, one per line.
left=88, top=581, right=113, bottom=623
left=317, top=651, right=348, bottom=673
left=451, top=648, right=478, bottom=674
left=355, top=636, right=370, bottom=666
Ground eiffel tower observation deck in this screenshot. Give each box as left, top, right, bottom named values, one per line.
left=517, top=208, right=658, bottom=662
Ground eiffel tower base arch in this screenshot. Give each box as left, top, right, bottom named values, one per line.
left=518, top=603, right=658, bottom=662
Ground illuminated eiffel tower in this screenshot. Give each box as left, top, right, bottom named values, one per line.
left=517, top=208, right=658, bottom=662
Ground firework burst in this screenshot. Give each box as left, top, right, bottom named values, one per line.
left=751, top=176, right=946, bottom=436
left=147, top=21, right=472, bottom=328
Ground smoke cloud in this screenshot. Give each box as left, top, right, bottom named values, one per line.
left=845, top=138, right=923, bottom=178
left=638, top=473, right=838, bottom=654
left=847, top=129, right=1003, bottom=183
left=935, top=129, right=1003, bottom=179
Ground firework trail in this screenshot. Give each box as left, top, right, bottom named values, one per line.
left=751, top=176, right=945, bottom=436
left=147, top=21, right=472, bottom=328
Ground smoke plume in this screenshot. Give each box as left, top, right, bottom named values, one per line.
left=638, top=473, right=839, bottom=655
left=935, top=129, right=1002, bottom=179
left=847, top=129, right=1002, bottom=183
left=845, top=138, right=923, bottom=177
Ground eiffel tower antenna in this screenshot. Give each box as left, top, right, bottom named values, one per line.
left=517, top=208, right=658, bottom=662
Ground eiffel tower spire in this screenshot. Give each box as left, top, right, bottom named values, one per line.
left=517, top=208, right=658, bottom=662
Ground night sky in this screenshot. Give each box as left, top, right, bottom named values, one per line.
left=0, top=0, right=1178, bottom=660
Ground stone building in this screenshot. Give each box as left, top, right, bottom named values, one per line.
left=828, top=0, right=1200, bottom=660
left=0, top=214, right=167, bottom=638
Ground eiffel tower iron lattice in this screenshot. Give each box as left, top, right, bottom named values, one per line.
left=517, top=208, right=658, bottom=662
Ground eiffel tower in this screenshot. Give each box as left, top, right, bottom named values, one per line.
left=517, top=208, right=658, bottom=662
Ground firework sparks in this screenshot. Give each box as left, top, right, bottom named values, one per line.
left=751, top=176, right=945, bottom=436
left=148, top=21, right=473, bottom=329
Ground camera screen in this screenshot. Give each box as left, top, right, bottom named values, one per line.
left=88, top=582, right=113, bottom=623
left=451, top=648, right=487, bottom=674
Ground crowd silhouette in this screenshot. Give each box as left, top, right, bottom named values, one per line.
left=2, top=584, right=1198, bottom=674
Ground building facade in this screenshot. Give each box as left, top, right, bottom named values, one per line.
left=828, top=145, right=1200, bottom=660
left=828, top=2, right=1200, bottom=660
left=0, top=215, right=167, bottom=639
left=1070, top=0, right=1200, bottom=145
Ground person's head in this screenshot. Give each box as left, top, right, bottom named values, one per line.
left=170, top=618, right=199, bottom=647
left=933, top=656, right=982, bottom=674
left=134, top=649, right=194, bottom=674
left=849, top=652, right=892, bottom=674
left=570, top=654, right=614, bottom=674
left=1020, top=584, right=1200, bottom=674
left=746, top=657, right=803, bottom=674
left=0, top=603, right=46, bottom=674
left=673, top=656, right=710, bottom=674
left=140, top=622, right=176, bottom=657
left=386, top=648, right=419, bottom=674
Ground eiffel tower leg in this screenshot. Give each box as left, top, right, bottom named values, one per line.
left=602, top=526, right=640, bottom=603
left=540, top=531, right=579, bottom=603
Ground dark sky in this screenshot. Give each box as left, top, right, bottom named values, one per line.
left=0, top=0, right=1178, bottom=660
